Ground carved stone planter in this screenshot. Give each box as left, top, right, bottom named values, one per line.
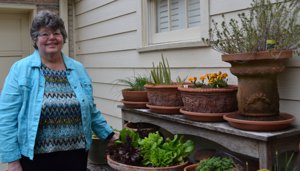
left=144, top=84, right=183, bottom=114
left=222, top=50, right=295, bottom=131
left=222, top=50, right=292, bottom=117
left=178, top=85, right=238, bottom=122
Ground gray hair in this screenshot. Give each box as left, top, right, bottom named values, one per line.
left=30, top=10, right=67, bottom=49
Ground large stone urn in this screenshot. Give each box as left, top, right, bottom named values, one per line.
left=222, top=50, right=292, bottom=116
left=221, top=50, right=295, bottom=131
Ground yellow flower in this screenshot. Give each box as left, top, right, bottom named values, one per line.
left=257, top=169, right=270, bottom=171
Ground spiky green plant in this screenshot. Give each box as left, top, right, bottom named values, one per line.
left=150, top=55, right=172, bottom=85
left=203, top=0, right=300, bottom=54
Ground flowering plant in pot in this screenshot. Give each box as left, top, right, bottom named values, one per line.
left=107, top=128, right=195, bottom=171
left=202, top=0, right=299, bottom=131
left=178, top=72, right=238, bottom=122
left=117, top=75, right=150, bottom=109
left=145, top=55, right=185, bottom=114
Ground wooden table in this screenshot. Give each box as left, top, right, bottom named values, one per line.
left=120, top=107, right=300, bottom=169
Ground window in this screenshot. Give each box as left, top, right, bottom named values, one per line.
left=139, top=0, right=209, bottom=51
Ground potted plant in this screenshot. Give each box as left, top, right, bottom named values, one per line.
left=144, top=55, right=184, bottom=114
left=178, top=71, right=238, bottom=122
left=194, top=156, right=240, bottom=171
left=88, top=133, right=109, bottom=165
left=107, top=128, right=194, bottom=171
left=117, top=75, right=150, bottom=109
left=203, top=0, right=299, bottom=131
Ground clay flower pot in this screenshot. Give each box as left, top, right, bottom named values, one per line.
left=88, top=136, right=108, bottom=164
left=121, top=88, right=148, bottom=109
left=178, top=85, right=238, bottom=122
left=144, top=84, right=183, bottom=114
left=107, top=155, right=188, bottom=171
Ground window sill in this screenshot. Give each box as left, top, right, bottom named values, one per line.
left=137, top=41, right=208, bottom=53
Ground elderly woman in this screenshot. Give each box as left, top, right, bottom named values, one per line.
left=0, top=10, right=117, bottom=171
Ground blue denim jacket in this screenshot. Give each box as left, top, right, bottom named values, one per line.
left=0, top=50, right=113, bottom=163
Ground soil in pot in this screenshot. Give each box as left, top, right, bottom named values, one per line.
left=124, top=122, right=160, bottom=138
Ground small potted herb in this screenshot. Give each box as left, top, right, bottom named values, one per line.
left=184, top=156, right=239, bottom=171
left=117, top=75, right=150, bottom=108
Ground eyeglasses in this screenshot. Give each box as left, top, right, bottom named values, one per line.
left=38, top=32, right=62, bottom=39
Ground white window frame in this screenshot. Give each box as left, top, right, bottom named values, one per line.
left=138, top=0, right=209, bottom=52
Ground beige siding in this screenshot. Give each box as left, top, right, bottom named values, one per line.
left=74, top=0, right=300, bottom=129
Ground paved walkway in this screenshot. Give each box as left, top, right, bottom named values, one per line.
left=0, top=163, right=7, bottom=171
left=0, top=162, right=113, bottom=171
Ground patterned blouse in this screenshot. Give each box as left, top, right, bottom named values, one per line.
left=34, top=64, right=86, bottom=154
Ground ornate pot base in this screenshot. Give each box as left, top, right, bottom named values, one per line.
left=107, top=155, right=188, bottom=171
left=146, top=104, right=182, bottom=114
left=180, top=108, right=235, bottom=122
left=223, top=113, right=295, bottom=131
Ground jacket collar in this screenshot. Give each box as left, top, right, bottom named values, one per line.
left=30, top=50, right=75, bottom=70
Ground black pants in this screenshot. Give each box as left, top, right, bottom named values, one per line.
left=20, top=149, right=88, bottom=171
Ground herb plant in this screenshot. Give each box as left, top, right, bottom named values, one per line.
left=196, top=156, right=235, bottom=171
left=139, top=132, right=195, bottom=167
left=117, top=75, right=149, bottom=91
left=203, top=0, right=300, bottom=54
left=107, top=129, right=195, bottom=167
left=188, top=72, right=228, bottom=88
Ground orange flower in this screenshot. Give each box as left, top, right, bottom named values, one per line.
left=188, top=76, right=196, bottom=82
left=200, top=75, right=205, bottom=81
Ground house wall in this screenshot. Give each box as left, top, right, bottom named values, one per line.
left=74, top=0, right=300, bottom=131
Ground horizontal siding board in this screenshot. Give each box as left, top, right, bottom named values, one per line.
left=76, top=31, right=137, bottom=54
left=278, top=68, right=300, bottom=101
left=280, top=100, right=300, bottom=126
left=76, top=0, right=137, bottom=28
left=76, top=13, right=137, bottom=41
left=80, top=48, right=227, bottom=68
left=75, top=0, right=115, bottom=15
left=210, top=0, right=252, bottom=15
left=94, top=97, right=122, bottom=118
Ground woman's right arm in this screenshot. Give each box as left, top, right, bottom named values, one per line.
left=8, top=160, right=23, bottom=171
left=0, top=64, right=23, bottom=163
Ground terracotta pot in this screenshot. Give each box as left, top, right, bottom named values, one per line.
left=121, top=89, right=148, bottom=109
left=124, top=122, right=160, bottom=138
left=88, top=137, right=108, bottom=164
left=222, top=50, right=292, bottom=117
left=144, top=84, right=183, bottom=114
left=183, top=163, right=198, bottom=171
left=107, top=155, right=189, bottom=171
left=178, top=85, right=238, bottom=113
left=122, top=88, right=148, bottom=102
left=178, top=85, right=238, bottom=122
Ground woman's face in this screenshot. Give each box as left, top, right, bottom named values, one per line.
left=36, top=27, right=63, bottom=56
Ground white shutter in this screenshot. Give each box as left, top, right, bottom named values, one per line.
left=157, top=0, right=169, bottom=32
left=170, top=0, right=185, bottom=31
left=187, top=0, right=200, bottom=27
